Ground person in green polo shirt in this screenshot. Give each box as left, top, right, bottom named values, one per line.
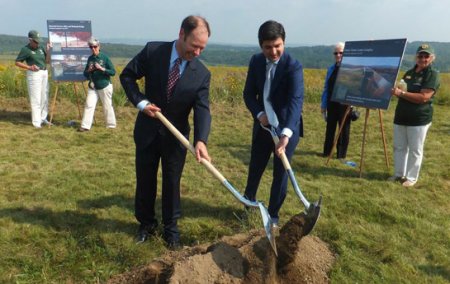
left=78, top=37, right=116, bottom=132
left=15, top=30, right=51, bottom=128
left=389, top=44, right=440, bottom=187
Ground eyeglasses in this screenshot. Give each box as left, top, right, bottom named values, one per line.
left=333, top=51, right=343, bottom=55
left=417, top=53, right=430, bottom=59
left=89, top=45, right=98, bottom=49
left=32, top=40, right=39, bottom=44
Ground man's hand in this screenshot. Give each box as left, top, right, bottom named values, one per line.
left=143, top=103, right=161, bottom=118
left=195, top=141, right=210, bottom=162
left=258, top=113, right=270, bottom=126
left=321, top=108, right=327, bottom=122
left=275, top=135, right=289, bottom=157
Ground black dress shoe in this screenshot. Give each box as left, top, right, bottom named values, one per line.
left=166, top=240, right=182, bottom=250
left=136, top=223, right=158, bottom=243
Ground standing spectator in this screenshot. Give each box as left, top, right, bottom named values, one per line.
left=389, top=44, right=440, bottom=187
left=243, top=20, right=304, bottom=227
left=15, top=30, right=51, bottom=128
left=78, top=37, right=116, bottom=132
left=120, top=16, right=212, bottom=249
left=321, top=42, right=352, bottom=161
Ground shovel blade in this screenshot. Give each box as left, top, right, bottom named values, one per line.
left=258, top=202, right=278, bottom=257
left=302, top=196, right=322, bottom=236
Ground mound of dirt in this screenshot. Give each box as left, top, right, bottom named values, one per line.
left=108, top=213, right=335, bottom=283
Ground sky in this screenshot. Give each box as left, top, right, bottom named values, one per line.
left=0, top=0, right=448, bottom=46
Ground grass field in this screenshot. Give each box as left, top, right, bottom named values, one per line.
left=0, top=66, right=449, bottom=283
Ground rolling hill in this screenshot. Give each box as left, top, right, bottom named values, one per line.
left=2, top=34, right=450, bottom=71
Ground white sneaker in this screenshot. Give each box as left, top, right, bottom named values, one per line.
left=402, top=180, right=417, bottom=187
left=42, top=119, right=53, bottom=126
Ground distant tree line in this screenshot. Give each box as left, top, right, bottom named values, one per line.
left=1, top=34, right=449, bottom=72
left=201, top=42, right=450, bottom=72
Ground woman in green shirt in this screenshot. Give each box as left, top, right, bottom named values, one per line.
left=78, top=37, right=116, bottom=132
left=389, top=44, right=440, bottom=187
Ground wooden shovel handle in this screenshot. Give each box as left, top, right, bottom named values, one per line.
left=154, top=112, right=227, bottom=183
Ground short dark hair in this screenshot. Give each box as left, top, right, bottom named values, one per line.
left=258, top=20, right=285, bottom=47
left=181, top=15, right=211, bottom=39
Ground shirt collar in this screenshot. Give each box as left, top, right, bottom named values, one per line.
left=171, top=41, right=181, bottom=64
left=266, top=58, right=280, bottom=65
left=170, top=41, right=188, bottom=72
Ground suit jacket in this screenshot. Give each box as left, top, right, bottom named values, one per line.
left=120, top=41, right=211, bottom=149
left=243, top=52, right=304, bottom=138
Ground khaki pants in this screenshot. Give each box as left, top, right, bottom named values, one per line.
left=80, top=83, right=116, bottom=129
left=393, top=123, right=431, bottom=182
left=26, top=70, right=49, bottom=128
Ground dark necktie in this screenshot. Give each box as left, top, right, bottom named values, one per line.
left=167, top=57, right=181, bottom=103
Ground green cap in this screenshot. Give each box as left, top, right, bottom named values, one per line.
left=28, top=30, right=42, bottom=43
left=416, top=44, right=434, bottom=54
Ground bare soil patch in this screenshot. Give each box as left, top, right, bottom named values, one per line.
left=108, top=213, right=335, bottom=283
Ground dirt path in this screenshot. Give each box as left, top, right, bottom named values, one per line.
left=108, top=213, right=335, bottom=283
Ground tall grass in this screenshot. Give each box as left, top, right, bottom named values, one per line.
left=0, top=64, right=28, bottom=98
left=0, top=62, right=132, bottom=108
left=209, top=66, right=247, bottom=105
left=0, top=64, right=449, bottom=283
left=1, top=61, right=449, bottom=106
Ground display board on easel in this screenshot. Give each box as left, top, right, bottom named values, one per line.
left=46, top=20, right=92, bottom=124
left=326, top=38, right=407, bottom=177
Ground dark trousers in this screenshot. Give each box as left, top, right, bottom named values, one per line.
left=135, top=132, right=187, bottom=242
left=244, top=126, right=300, bottom=220
left=323, top=103, right=351, bottom=159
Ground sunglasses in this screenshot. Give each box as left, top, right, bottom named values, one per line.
left=417, top=53, right=430, bottom=59
left=333, top=51, right=343, bottom=55
left=89, top=45, right=98, bottom=49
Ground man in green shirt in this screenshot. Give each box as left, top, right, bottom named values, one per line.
left=15, top=30, right=51, bottom=128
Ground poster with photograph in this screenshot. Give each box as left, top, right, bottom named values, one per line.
left=47, top=20, right=92, bottom=81
left=331, top=39, right=407, bottom=110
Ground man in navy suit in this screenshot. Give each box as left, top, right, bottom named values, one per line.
left=120, top=16, right=212, bottom=249
left=243, top=20, right=304, bottom=226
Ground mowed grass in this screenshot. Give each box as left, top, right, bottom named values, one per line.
left=0, top=69, right=449, bottom=283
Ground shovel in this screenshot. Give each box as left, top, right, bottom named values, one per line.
left=155, top=112, right=277, bottom=256
left=261, top=124, right=322, bottom=236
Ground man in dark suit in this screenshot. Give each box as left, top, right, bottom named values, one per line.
left=243, top=20, right=304, bottom=226
left=120, top=15, right=212, bottom=249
